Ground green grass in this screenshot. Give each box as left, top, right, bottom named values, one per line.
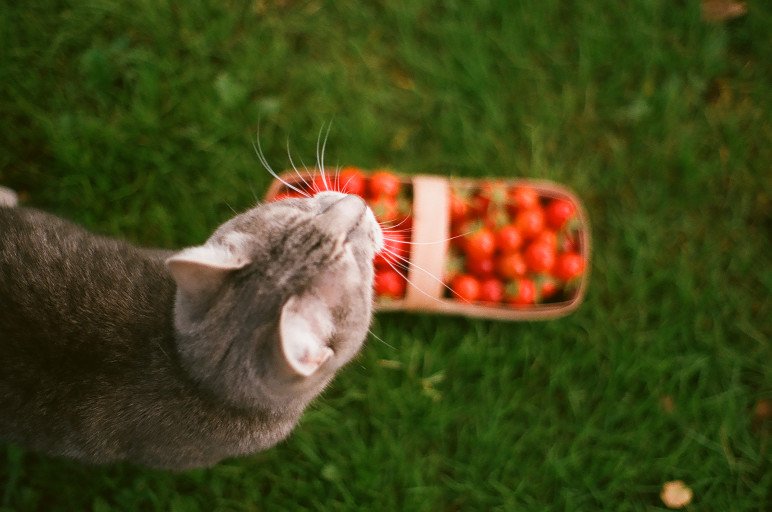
left=1, top=0, right=770, bottom=510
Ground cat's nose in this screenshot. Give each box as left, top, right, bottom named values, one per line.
left=317, top=193, right=367, bottom=232
left=315, top=191, right=351, bottom=213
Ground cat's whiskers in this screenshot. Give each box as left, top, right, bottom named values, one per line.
left=379, top=246, right=463, bottom=303
left=378, top=249, right=459, bottom=306
left=381, top=232, right=468, bottom=246
left=366, top=327, right=396, bottom=350
left=378, top=216, right=413, bottom=232
left=339, top=172, right=360, bottom=195
left=224, top=201, right=238, bottom=215
left=286, top=138, right=313, bottom=197
left=315, top=123, right=334, bottom=192
left=253, top=128, right=308, bottom=197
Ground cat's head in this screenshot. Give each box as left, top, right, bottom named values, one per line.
left=165, top=191, right=384, bottom=411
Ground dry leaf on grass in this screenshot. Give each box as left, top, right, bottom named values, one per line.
left=752, top=398, right=771, bottom=431
left=753, top=399, right=770, bottom=421
left=701, top=0, right=747, bottom=23
left=660, top=395, right=676, bottom=414
left=661, top=480, right=694, bottom=509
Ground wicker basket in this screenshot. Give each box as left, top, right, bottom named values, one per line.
left=265, top=172, right=591, bottom=321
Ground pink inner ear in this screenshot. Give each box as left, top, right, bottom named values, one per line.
left=279, top=295, right=335, bottom=377
left=165, top=244, right=250, bottom=297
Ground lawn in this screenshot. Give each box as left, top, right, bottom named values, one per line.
left=1, top=0, right=769, bottom=510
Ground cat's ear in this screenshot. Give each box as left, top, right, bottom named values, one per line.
left=165, top=244, right=250, bottom=297
left=279, top=295, right=335, bottom=377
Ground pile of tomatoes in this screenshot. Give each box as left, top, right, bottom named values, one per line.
left=271, top=168, right=413, bottom=300
left=270, top=169, right=587, bottom=307
left=446, top=182, right=586, bottom=306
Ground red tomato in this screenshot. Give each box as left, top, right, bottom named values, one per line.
left=475, top=181, right=508, bottom=214
left=470, top=193, right=490, bottom=217
left=478, top=278, right=505, bottom=303
left=369, top=196, right=400, bottom=224
left=374, top=269, right=406, bottom=298
left=496, top=253, right=527, bottom=280
left=338, top=167, right=367, bottom=196
left=553, top=252, right=586, bottom=281
left=466, top=255, right=495, bottom=279
left=449, top=191, right=470, bottom=224
left=536, top=274, right=560, bottom=302
left=444, top=251, right=465, bottom=284
left=524, top=241, right=556, bottom=273
left=463, top=227, right=496, bottom=261
left=508, top=185, right=539, bottom=211
left=374, top=230, right=408, bottom=268
left=312, top=173, right=334, bottom=193
left=368, top=170, right=401, bottom=198
left=496, top=225, right=523, bottom=254
left=450, top=220, right=472, bottom=250
left=559, top=232, right=579, bottom=253
left=482, top=205, right=510, bottom=230
left=545, top=198, right=576, bottom=230
left=450, top=274, right=480, bottom=302
left=505, top=278, right=536, bottom=306
left=533, top=230, right=558, bottom=249
left=395, top=214, right=413, bottom=232
left=514, top=208, right=545, bottom=239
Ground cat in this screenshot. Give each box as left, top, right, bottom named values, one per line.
left=0, top=187, right=383, bottom=470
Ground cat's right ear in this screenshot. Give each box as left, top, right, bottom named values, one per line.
left=165, top=245, right=250, bottom=297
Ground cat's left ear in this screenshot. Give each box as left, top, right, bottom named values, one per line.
left=279, top=295, right=335, bottom=377
left=165, top=244, right=250, bottom=297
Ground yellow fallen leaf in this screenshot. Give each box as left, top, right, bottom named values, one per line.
left=661, top=480, right=693, bottom=509
left=660, top=395, right=676, bottom=414
left=701, top=0, right=747, bottom=23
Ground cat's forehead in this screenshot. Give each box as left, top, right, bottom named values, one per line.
left=233, top=192, right=355, bottom=232
left=262, top=192, right=349, bottom=217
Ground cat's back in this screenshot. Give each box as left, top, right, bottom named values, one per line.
left=0, top=206, right=176, bottom=358
left=0, top=207, right=298, bottom=468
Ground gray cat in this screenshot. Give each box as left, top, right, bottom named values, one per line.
left=0, top=189, right=383, bottom=470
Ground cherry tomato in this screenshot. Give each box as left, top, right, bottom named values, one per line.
left=395, top=214, right=413, bottom=232
left=374, top=269, right=406, bottom=298
left=524, top=241, right=556, bottom=273
left=514, top=208, right=545, bottom=239
left=553, top=252, right=586, bottom=281
left=482, top=204, right=510, bottom=230
left=444, top=251, right=465, bottom=284
left=464, top=227, right=496, bottom=261
left=450, top=220, right=473, bottom=250
left=374, top=230, right=408, bottom=268
left=470, top=193, right=490, bottom=218
left=449, top=191, right=470, bottom=224
left=533, top=230, right=558, bottom=249
left=508, top=185, right=539, bottom=211
left=368, top=170, right=401, bottom=198
left=559, top=232, right=579, bottom=253
left=536, top=274, right=560, bottom=302
left=475, top=181, right=508, bottom=215
left=545, top=198, right=576, bottom=230
left=466, top=255, right=495, bottom=279
left=450, top=274, right=480, bottom=302
left=338, top=167, right=367, bottom=196
left=478, top=278, right=505, bottom=303
left=496, top=252, right=528, bottom=280
left=496, top=225, right=523, bottom=254
left=312, top=173, right=335, bottom=193
left=369, top=196, right=400, bottom=224
left=505, top=278, right=536, bottom=306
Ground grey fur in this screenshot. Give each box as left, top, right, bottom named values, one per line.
left=0, top=191, right=381, bottom=470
